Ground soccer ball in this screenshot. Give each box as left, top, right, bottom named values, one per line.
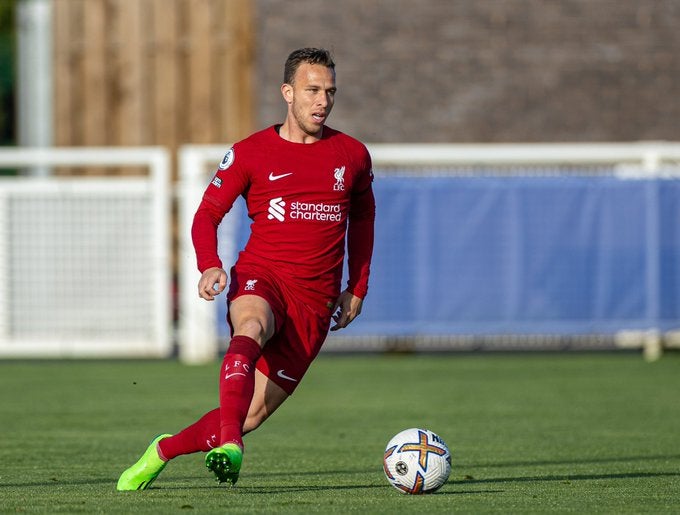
left=383, top=428, right=451, bottom=494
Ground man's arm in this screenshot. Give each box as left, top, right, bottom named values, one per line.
left=345, top=184, right=376, bottom=299
left=191, top=199, right=229, bottom=301
left=333, top=178, right=375, bottom=330
left=191, top=146, right=250, bottom=301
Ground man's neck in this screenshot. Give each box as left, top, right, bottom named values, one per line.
left=278, top=121, right=323, bottom=144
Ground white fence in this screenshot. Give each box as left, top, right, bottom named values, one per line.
left=2, top=143, right=680, bottom=362
left=177, top=145, right=239, bottom=364
left=0, top=147, right=172, bottom=357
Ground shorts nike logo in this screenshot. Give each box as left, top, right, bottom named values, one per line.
left=269, top=172, right=293, bottom=181
left=276, top=369, right=298, bottom=382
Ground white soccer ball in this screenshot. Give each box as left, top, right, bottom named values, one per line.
left=383, top=428, right=451, bottom=494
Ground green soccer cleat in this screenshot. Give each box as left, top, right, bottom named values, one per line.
left=205, top=443, right=243, bottom=486
left=116, top=434, right=172, bottom=491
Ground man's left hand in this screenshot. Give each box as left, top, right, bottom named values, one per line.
left=330, top=290, right=363, bottom=331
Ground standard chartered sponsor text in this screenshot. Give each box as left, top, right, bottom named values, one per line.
left=289, top=201, right=342, bottom=221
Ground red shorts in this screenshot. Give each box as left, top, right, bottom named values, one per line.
left=226, top=262, right=334, bottom=395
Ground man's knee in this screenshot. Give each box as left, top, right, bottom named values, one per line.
left=236, top=317, right=270, bottom=345
left=230, top=296, right=276, bottom=344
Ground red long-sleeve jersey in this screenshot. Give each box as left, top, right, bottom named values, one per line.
left=192, top=125, right=375, bottom=302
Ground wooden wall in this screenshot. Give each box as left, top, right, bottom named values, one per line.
left=53, top=0, right=254, bottom=177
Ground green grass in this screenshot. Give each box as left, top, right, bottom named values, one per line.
left=1, top=352, right=679, bottom=513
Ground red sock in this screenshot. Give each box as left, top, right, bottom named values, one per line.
left=219, top=335, right=262, bottom=448
left=157, top=408, right=220, bottom=460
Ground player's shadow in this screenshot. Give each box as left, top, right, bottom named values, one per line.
left=160, top=480, right=497, bottom=495
left=12, top=453, right=677, bottom=493
left=137, top=452, right=680, bottom=493
left=463, top=453, right=680, bottom=469
left=237, top=485, right=500, bottom=495
left=456, top=453, right=680, bottom=486
left=0, top=478, right=114, bottom=488
left=457, top=470, right=680, bottom=485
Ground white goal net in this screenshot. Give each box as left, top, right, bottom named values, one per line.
left=0, top=147, right=172, bottom=358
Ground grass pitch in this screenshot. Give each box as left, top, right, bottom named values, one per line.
left=1, top=352, right=679, bottom=513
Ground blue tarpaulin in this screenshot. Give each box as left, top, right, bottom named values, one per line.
left=218, top=175, right=680, bottom=338
left=344, top=175, right=680, bottom=336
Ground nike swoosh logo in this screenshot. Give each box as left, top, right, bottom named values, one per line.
left=269, top=172, right=293, bottom=181
left=276, top=369, right=298, bottom=382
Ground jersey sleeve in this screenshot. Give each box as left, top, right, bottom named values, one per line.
left=345, top=149, right=376, bottom=298
left=191, top=147, right=250, bottom=273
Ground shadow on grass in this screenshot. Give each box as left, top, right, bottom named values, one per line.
left=119, top=469, right=680, bottom=495
left=5, top=457, right=679, bottom=494
left=0, top=477, right=114, bottom=488
left=234, top=485, right=505, bottom=496
left=0, top=469, right=376, bottom=489
left=457, top=470, right=680, bottom=485
left=157, top=482, right=503, bottom=496
left=464, top=453, right=680, bottom=469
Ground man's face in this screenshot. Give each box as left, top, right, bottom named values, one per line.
left=284, top=63, right=336, bottom=138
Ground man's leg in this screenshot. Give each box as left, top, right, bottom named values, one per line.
left=158, top=409, right=220, bottom=459
left=205, top=372, right=289, bottom=484
left=216, top=335, right=262, bottom=447
left=205, top=295, right=276, bottom=485
left=161, top=370, right=289, bottom=459
left=117, top=370, right=288, bottom=491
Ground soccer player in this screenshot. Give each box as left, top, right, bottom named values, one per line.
left=117, top=47, right=375, bottom=490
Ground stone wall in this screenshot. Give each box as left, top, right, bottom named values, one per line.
left=254, top=0, right=680, bottom=143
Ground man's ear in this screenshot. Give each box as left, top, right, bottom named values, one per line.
left=281, top=83, right=293, bottom=104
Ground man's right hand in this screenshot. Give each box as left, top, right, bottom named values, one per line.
left=198, top=267, right=227, bottom=301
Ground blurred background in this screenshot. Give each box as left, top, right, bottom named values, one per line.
left=0, top=0, right=679, bottom=361
left=2, top=0, right=680, bottom=150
